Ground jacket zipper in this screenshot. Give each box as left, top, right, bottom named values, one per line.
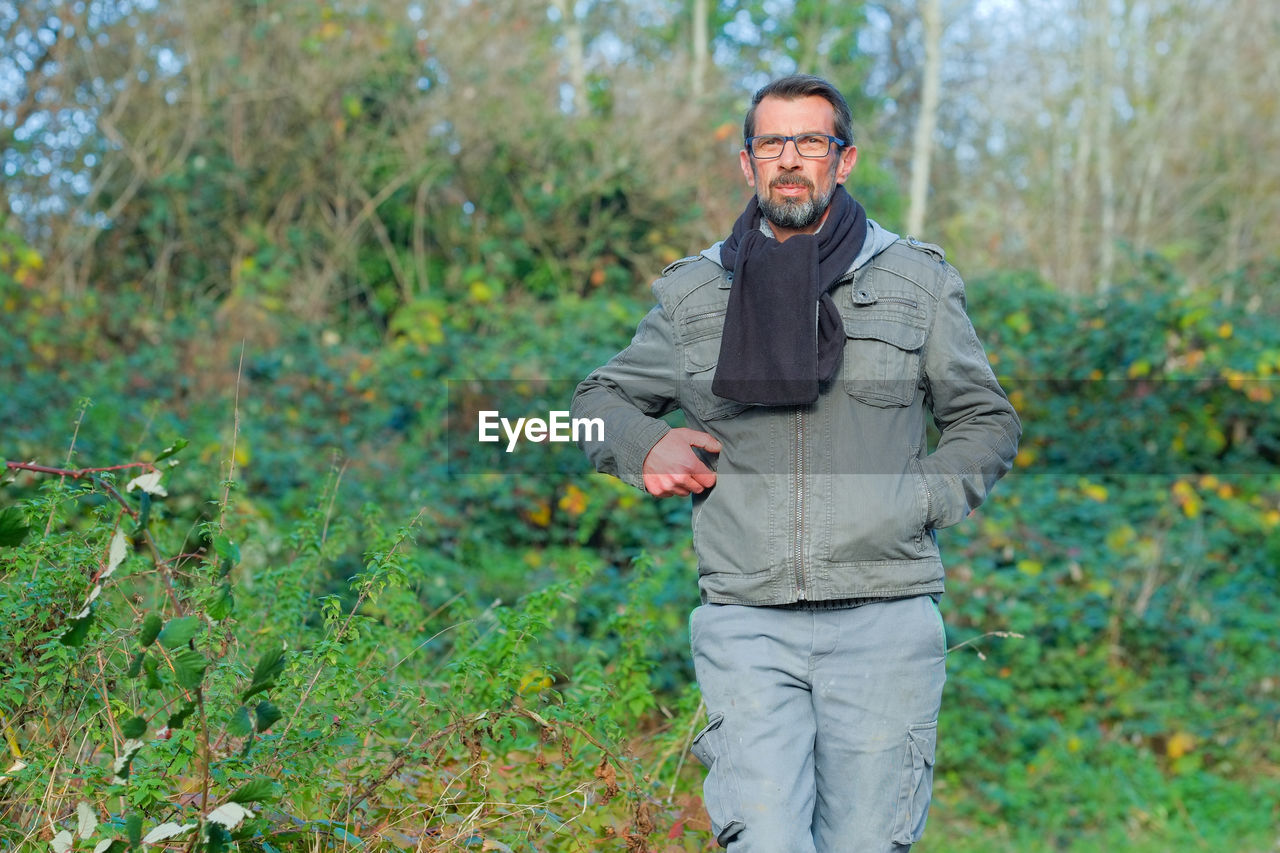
left=794, top=407, right=806, bottom=600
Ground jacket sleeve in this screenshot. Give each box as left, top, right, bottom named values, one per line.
left=570, top=300, right=681, bottom=489
left=919, top=265, right=1022, bottom=529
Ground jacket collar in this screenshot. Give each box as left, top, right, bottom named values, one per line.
left=702, top=217, right=900, bottom=288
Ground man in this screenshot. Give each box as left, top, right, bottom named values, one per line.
left=571, top=75, right=1020, bottom=852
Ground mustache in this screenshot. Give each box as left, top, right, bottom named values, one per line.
left=770, top=175, right=815, bottom=190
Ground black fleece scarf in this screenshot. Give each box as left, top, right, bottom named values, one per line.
left=712, top=185, right=868, bottom=406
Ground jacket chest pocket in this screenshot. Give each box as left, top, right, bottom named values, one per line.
left=842, top=296, right=928, bottom=407
left=679, top=310, right=750, bottom=421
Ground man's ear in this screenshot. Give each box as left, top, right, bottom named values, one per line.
left=836, top=145, right=858, bottom=185
left=739, top=149, right=757, bottom=187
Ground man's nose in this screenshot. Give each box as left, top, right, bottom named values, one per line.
left=777, top=139, right=804, bottom=167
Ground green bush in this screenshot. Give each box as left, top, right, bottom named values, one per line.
left=0, top=453, right=694, bottom=850
left=4, top=244, right=1279, bottom=849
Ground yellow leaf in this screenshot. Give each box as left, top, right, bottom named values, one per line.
left=1080, top=482, right=1108, bottom=502
left=1166, top=732, right=1195, bottom=759
left=1217, top=322, right=1233, bottom=339
left=1017, top=560, right=1043, bottom=577
left=518, top=669, right=553, bottom=696
left=557, top=484, right=588, bottom=517
left=526, top=501, right=551, bottom=527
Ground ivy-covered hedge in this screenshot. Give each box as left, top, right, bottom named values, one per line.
left=3, top=237, right=1279, bottom=849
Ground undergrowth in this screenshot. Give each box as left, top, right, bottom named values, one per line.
left=0, top=445, right=692, bottom=851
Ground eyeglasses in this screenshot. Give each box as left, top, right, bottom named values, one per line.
left=746, top=133, right=846, bottom=159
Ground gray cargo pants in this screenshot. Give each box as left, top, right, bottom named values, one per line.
left=690, top=595, right=947, bottom=852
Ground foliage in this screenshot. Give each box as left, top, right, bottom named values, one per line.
left=930, top=263, right=1280, bottom=845
left=0, top=456, right=690, bottom=850
left=5, top=222, right=1280, bottom=849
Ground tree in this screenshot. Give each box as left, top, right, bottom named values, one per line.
left=905, top=0, right=941, bottom=237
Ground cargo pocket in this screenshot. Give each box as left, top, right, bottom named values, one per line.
left=690, top=711, right=746, bottom=846
left=890, top=721, right=937, bottom=846
left=680, top=311, right=750, bottom=422
left=842, top=298, right=927, bottom=408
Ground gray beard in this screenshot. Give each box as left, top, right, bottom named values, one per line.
left=755, top=159, right=840, bottom=231
left=758, top=189, right=830, bottom=230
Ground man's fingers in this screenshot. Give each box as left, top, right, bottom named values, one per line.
left=641, top=428, right=722, bottom=497
left=686, top=432, right=723, bottom=454
left=644, top=470, right=714, bottom=498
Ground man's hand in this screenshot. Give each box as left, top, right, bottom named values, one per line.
left=642, top=428, right=722, bottom=497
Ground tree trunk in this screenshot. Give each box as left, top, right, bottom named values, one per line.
left=692, top=0, right=708, bottom=98
left=906, top=0, right=941, bottom=238
left=552, top=0, right=589, bottom=115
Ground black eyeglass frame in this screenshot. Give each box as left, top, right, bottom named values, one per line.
left=744, top=133, right=847, bottom=160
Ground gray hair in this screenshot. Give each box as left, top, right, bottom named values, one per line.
left=743, top=75, right=854, bottom=148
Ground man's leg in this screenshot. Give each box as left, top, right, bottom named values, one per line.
left=690, top=604, right=820, bottom=853
left=810, top=596, right=947, bottom=852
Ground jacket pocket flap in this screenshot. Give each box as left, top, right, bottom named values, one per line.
left=683, top=336, right=722, bottom=373
left=680, top=312, right=727, bottom=372
left=844, top=313, right=927, bottom=351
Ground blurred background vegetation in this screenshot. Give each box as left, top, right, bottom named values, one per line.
left=2, top=0, right=1278, bottom=850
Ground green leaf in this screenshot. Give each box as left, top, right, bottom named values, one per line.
left=139, top=612, right=163, bottom=647
left=213, top=535, right=240, bottom=577
left=126, top=651, right=145, bottom=678
left=227, top=705, right=253, bottom=737
left=167, top=700, right=197, bottom=730
left=213, top=535, right=240, bottom=564
left=206, top=823, right=232, bottom=853
left=157, top=615, right=200, bottom=649
left=143, top=655, right=162, bottom=691
left=206, top=583, right=234, bottom=621
left=61, top=610, right=95, bottom=647
left=170, top=649, right=208, bottom=689
left=126, top=815, right=143, bottom=848
left=241, top=645, right=287, bottom=701
left=228, top=778, right=281, bottom=804
left=0, top=505, right=30, bottom=547
left=121, top=716, right=147, bottom=738
left=254, top=700, right=282, bottom=734
left=153, top=438, right=188, bottom=463
left=135, top=491, right=152, bottom=533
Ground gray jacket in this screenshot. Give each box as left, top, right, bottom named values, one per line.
left=571, top=221, right=1021, bottom=605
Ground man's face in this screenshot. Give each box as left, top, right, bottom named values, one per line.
left=740, top=95, right=858, bottom=240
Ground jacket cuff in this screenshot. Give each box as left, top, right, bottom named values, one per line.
left=615, top=417, right=672, bottom=490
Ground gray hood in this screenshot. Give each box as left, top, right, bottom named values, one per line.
left=699, top=217, right=902, bottom=278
